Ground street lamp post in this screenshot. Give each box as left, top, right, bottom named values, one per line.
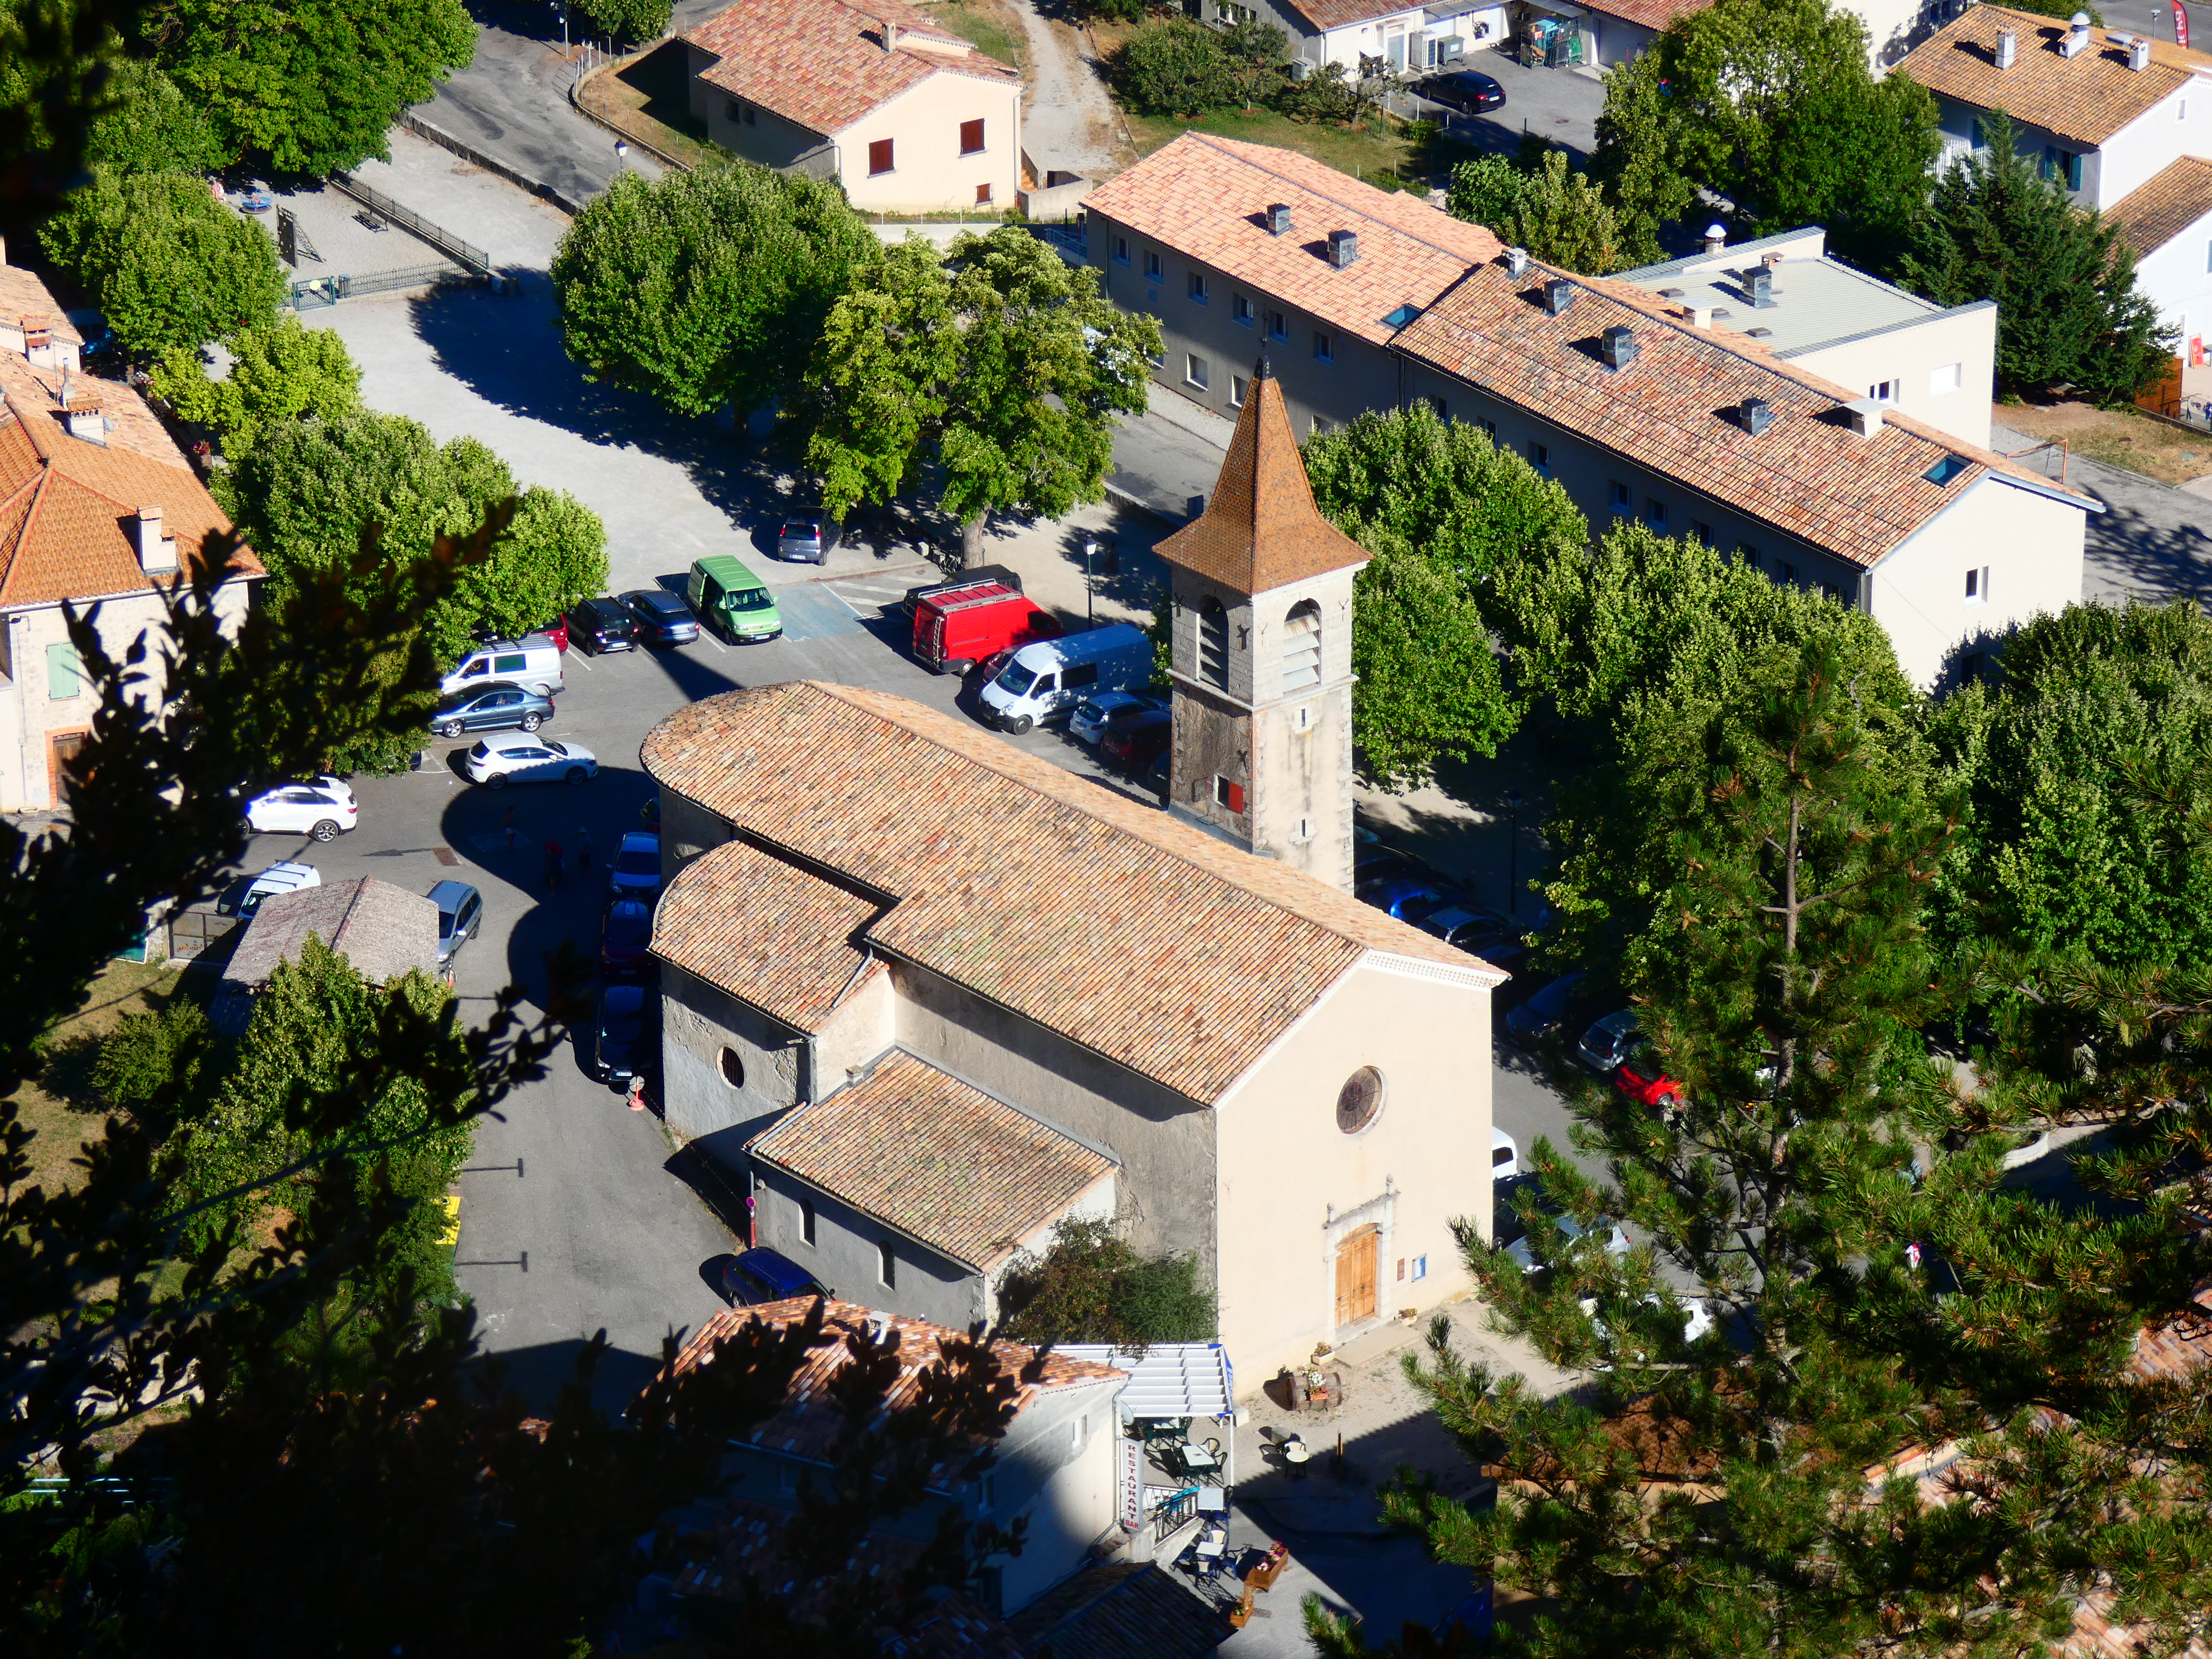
left=1504, top=787, right=1523, bottom=915
left=1083, top=537, right=1099, bottom=626
left=614, top=140, right=630, bottom=175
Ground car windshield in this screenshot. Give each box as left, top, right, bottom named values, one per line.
left=615, top=848, right=657, bottom=876
left=782, top=521, right=820, bottom=539
left=996, top=663, right=1040, bottom=696
left=545, top=742, right=571, bottom=756
left=732, top=587, right=770, bottom=609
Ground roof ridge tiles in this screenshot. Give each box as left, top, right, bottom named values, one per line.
left=1180, top=131, right=1490, bottom=267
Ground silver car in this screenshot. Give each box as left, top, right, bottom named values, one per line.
left=776, top=511, right=841, bottom=564
left=1577, top=1010, right=1640, bottom=1075
left=1070, top=690, right=1158, bottom=747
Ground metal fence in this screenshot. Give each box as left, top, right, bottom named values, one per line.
left=287, top=264, right=476, bottom=309
left=327, top=171, right=490, bottom=273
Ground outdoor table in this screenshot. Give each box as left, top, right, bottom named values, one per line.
left=1178, top=1440, right=1223, bottom=1477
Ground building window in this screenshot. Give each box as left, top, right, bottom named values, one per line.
left=1283, top=599, right=1322, bottom=693
left=1230, top=373, right=1247, bottom=407
left=1336, top=1066, right=1385, bottom=1134
left=1071, top=1414, right=1088, bottom=1453
left=1965, top=565, right=1990, bottom=605
left=1112, top=235, right=1129, bottom=265
left=800, top=1198, right=816, bottom=1246
left=718, top=1047, right=745, bottom=1088
left=1930, top=361, right=1963, bottom=395
left=1265, top=309, right=1288, bottom=341
left=1475, top=416, right=1496, bottom=439
left=1824, top=581, right=1847, bottom=603
left=1312, top=329, right=1333, bottom=363
left=1868, top=380, right=1897, bottom=404
left=1233, top=293, right=1254, bottom=325
left=1971, top=117, right=1986, bottom=149
left=868, top=138, right=895, bottom=175
left=1779, top=561, right=1797, bottom=584
left=1607, top=480, right=1632, bottom=514
left=1691, top=520, right=1714, bottom=545
left=1187, top=270, right=1208, bottom=303
left=1738, top=541, right=1758, bottom=567
left=975, top=182, right=993, bottom=206
left=1197, top=597, right=1229, bottom=688
left=1642, top=496, right=1667, bottom=527
left=725, top=98, right=757, bottom=126
left=1144, top=250, right=1162, bottom=280
left=2042, top=146, right=2083, bottom=191
left=1214, top=774, right=1246, bottom=812
left=1186, top=352, right=1209, bottom=390
left=1926, top=455, right=1969, bottom=485
left=960, top=118, right=986, bottom=155
left=1527, top=440, right=1549, bottom=475
left=46, top=642, right=81, bottom=699
left=1311, top=414, right=1336, bottom=436
left=877, top=1240, right=896, bottom=1289
left=1411, top=1254, right=1427, bottom=1280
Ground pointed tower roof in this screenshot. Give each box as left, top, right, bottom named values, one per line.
left=1154, top=358, right=1370, bottom=597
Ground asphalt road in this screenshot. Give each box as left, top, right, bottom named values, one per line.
left=1406, top=47, right=1606, bottom=165
left=1994, top=422, right=2212, bottom=607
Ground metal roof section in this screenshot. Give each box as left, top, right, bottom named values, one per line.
left=1054, top=1341, right=1235, bottom=1420
left=1617, top=228, right=1957, bottom=357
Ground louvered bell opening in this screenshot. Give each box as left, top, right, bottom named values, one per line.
left=1281, top=600, right=1322, bottom=694
left=1198, top=598, right=1230, bottom=689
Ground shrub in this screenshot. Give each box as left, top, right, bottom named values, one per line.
left=1110, top=18, right=1238, bottom=115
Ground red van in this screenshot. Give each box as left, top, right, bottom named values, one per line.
left=912, top=583, right=1061, bottom=676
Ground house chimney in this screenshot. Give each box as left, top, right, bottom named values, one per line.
left=1326, top=228, right=1359, bottom=268
left=1266, top=202, right=1293, bottom=236
left=1762, top=252, right=1785, bottom=272
left=135, top=506, right=178, bottom=575
left=1996, top=27, right=2017, bottom=67
left=1842, top=398, right=1884, bottom=438
left=1505, top=246, right=1529, bottom=278
left=1544, top=277, right=1576, bottom=315
left=882, top=15, right=897, bottom=52
left=1747, top=267, right=1776, bottom=308
left=1688, top=304, right=1715, bottom=328
left=1739, top=396, right=1775, bottom=436
left=1599, top=324, right=1640, bottom=370
left=1703, top=222, right=1727, bottom=254
left=2062, top=11, right=2091, bottom=56
left=2130, top=34, right=2151, bottom=68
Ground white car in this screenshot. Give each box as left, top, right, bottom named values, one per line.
left=1577, top=1010, right=1640, bottom=1075
left=1491, top=1126, right=1519, bottom=1181
left=461, top=734, right=599, bottom=789
left=233, top=860, right=320, bottom=918
left=1069, top=690, right=1158, bottom=747
left=1580, top=1293, right=1714, bottom=1364
left=244, top=777, right=357, bottom=842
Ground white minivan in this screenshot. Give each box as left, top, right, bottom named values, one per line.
left=441, top=635, right=564, bottom=700
left=979, top=623, right=1152, bottom=735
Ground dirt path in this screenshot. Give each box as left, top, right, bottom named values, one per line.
left=1008, top=0, right=1126, bottom=175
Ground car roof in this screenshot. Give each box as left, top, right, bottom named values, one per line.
left=576, top=594, right=624, bottom=613
left=480, top=731, right=552, bottom=751
left=427, top=879, right=478, bottom=908
left=602, top=982, right=647, bottom=1008
left=248, top=861, right=317, bottom=888
left=733, top=1247, right=819, bottom=1296
left=619, top=830, right=659, bottom=850
left=607, top=897, right=652, bottom=917
left=1593, top=1010, right=1639, bottom=1036
left=626, top=589, right=684, bottom=609
left=694, top=553, right=764, bottom=585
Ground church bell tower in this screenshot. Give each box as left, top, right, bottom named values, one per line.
left=1154, top=357, right=1368, bottom=891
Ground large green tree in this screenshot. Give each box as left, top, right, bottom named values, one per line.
left=139, top=0, right=475, bottom=176
left=82, top=54, right=221, bottom=174
left=809, top=228, right=1160, bottom=565
left=567, top=0, right=670, bottom=47
left=1592, top=0, right=1940, bottom=267
left=149, top=312, right=363, bottom=456
left=1449, top=147, right=1635, bottom=275
left=1108, top=15, right=1240, bottom=116
left=1897, top=113, right=2173, bottom=404
left=998, top=1217, right=1217, bottom=1347
left=40, top=169, right=285, bottom=355
left=551, top=163, right=877, bottom=420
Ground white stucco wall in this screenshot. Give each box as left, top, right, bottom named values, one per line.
left=2129, top=202, right=2212, bottom=396
left=1783, top=300, right=1997, bottom=450
left=2096, top=79, right=2212, bottom=210
left=834, top=69, right=1022, bottom=215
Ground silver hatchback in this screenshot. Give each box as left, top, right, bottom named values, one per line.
left=776, top=511, right=841, bottom=564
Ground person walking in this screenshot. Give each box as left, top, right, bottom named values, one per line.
left=575, top=826, right=595, bottom=875
left=543, top=839, right=564, bottom=893
left=501, top=806, right=518, bottom=850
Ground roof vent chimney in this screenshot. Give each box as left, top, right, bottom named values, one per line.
left=1996, top=27, right=2017, bottom=67
left=1326, top=228, right=1359, bottom=268
left=1747, top=267, right=1776, bottom=308
left=1688, top=304, right=1715, bottom=328
left=1739, top=397, right=1775, bottom=437
left=2130, top=34, right=2151, bottom=68
left=1505, top=246, right=1529, bottom=278
left=1703, top=222, right=1727, bottom=254
left=1598, top=324, right=1640, bottom=370
left=1266, top=202, right=1293, bottom=237
left=1544, top=276, right=1576, bottom=315
left=135, top=506, right=177, bottom=575
left=1842, top=398, right=1885, bottom=439
left=2062, top=11, right=2091, bottom=55
left=882, top=16, right=898, bottom=52
left=865, top=1309, right=894, bottom=1343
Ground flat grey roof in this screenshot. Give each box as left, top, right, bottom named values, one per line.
left=1617, top=229, right=1948, bottom=357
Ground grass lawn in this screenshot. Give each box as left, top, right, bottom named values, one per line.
left=1997, top=399, right=2212, bottom=487
left=581, top=41, right=717, bottom=169
left=926, top=0, right=1024, bottom=69
left=15, top=960, right=196, bottom=1199
left=1122, top=104, right=1428, bottom=188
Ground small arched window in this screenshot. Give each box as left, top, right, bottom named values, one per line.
left=1283, top=600, right=1322, bottom=694
left=1197, top=596, right=1229, bottom=689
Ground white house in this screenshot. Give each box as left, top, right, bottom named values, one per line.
left=2107, top=155, right=2212, bottom=407
left=1201, top=0, right=1507, bottom=73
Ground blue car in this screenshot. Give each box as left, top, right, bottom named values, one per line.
left=1506, top=972, right=1587, bottom=1045
left=721, top=1247, right=826, bottom=1307
left=1357, top=875, right=1467, bottom=924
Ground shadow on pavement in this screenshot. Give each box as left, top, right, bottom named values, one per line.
left=467, top=1334, right=689, bottom=1418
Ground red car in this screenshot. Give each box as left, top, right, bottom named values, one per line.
left=1613, top=1040, right=1684, bottom=1111
left=600, top=898, right=654, bottom=975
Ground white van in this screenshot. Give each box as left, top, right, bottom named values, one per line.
left=441, top=635, right=563, bottom=700
left=979, top=623, right=1151, bottom=734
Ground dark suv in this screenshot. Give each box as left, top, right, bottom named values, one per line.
left=566, top=595, right=638, bottom=654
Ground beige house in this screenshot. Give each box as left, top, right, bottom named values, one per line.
left=0, top=257, right=258, bottom=814
left=683, top=0, right=1022, bottom=215
left=641, top=390, right=1501, bottom=1389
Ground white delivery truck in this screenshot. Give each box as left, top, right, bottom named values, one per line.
left=978, top=623, right=1153, bottom=735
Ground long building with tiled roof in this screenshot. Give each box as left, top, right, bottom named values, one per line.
left=681, top=0, right=1022, bottom=215
left=2105, top=156, right=2212, bottom=407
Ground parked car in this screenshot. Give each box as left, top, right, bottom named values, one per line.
left=687, top=555, right=782, bottom=643
left=442, top=635, right=563, bottom=700
left=1359, top=877, right=1464, bottom=925
left=1507, top=972, right=1588, bottom=1044
left=1070, top=689, right=1159, bottom=748
left=430, top=682, right=553, bottom=740
left=1494, top=1172, right=1630, bottom=1275
left=566, top=595, right=639, bottom=655
left=228, top=860, right=319, bottom=919
left=621, top=588, right=700, bottom=646
left=461, top=735, right=598, bottom=787
left=244, top=776, right=357, bottom=842
left=1612, top=1038, right=1685, bottom=1112
left=1353, top=844, right=1430, bottom=889
left=1580, top=1293, right=1713, bottom=1364
left=1416, top=903, right=1509, bottom=952
left=1577, top=1010, right=1641, bottom=1074
left=1100, top=704, right=1172, bottom=769
left=912, top=581, right=1059, bottom=677
left=721, top=1246, right=825, bottom=1307
left=600, top=898, right=654, bottom=975
left=1491, top=1126, right=1519, bottom=1181
left=609, top=831, right=661, bottom=900
left=428, top=880, right=483, bottom=973
left=979, top=624, right=1153, bottom=734
left=902, top=566, right=1023, bottom=618
left=592, top=981, right=652, bottom=1084
left=775, top=509, right=842, bottom=564
left=472, top=616, right=568, bottom=653
left=1418, top=69, right=1506, bottom=113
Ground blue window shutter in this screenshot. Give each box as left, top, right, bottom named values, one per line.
left=46, top=642, right=80, bottom=699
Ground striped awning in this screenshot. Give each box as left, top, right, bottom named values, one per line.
left=1054, top=1343, right=1233, bottom=1421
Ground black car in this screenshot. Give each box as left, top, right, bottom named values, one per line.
left=1506, top=971, right=1591, bottom=1045
left=1419, top=70, right=1506, bottom=114
left=1100, top=705, right=1172, bottom=769
left=621, top=588, right=700, bottom=646
left=566, top=595, right=639, bottom=655
left=594, top=981, right=652, bottom=1084
left=429, top=681, right=554, bottom=739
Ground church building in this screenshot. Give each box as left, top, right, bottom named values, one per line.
left=640, top=362, right=1501, bottom=1386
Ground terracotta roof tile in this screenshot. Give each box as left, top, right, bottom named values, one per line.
left=1156, top=359, right=1370, bottom=594
left=748, top=1050, right=1115, bottom=1270
left=1390, top=255, right=2094, bottom=570
left=682, top=0, right=1019, bottom=139
left=665, top=1298, right=1123, bottom=1486
left=0, top=267, right=80, bottom=346
left=642, top=682, right=1490, bottom=1105
left=1896, top=5, right=2212, bottom=147
left=1082, top=132, right=1500, bottom=350
left=651, top=837, right=884, bottom=1031
left=1006, top=1562, right=1233, bottom=1659
left=1578, top=0, right=1715, bottom=29
left=2106, top=155, right=2212, bottom=259
left=1278, top=0, right=1430, bottom=27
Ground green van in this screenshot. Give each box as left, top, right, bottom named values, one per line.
left=685, top=555, right=782, bottom=644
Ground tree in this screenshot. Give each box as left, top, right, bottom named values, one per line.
left=551, top=162, right=876, bottom=420
left=567, top=0, right=670, bottom=47
left=1349, top=543, right=1521, bottom=790
left=998, top=1217, right=1217, bottom=1348
left=1592, top=0, right=1940, bottom=267
left=1109, top=16, right=1239, bottom=116
left=139, top=0, right=476, bottom=176
left=82, top=54, right=220, bottom=174
left=1451, top=147, right=1629, bottom=275
left=40, top=169, right=285, bottom=356
left=809, top=228, right=1159, bottom=565
left=149, top=313, right=363, bottom=457
left=1897, top=113, right=2173, bottom=404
